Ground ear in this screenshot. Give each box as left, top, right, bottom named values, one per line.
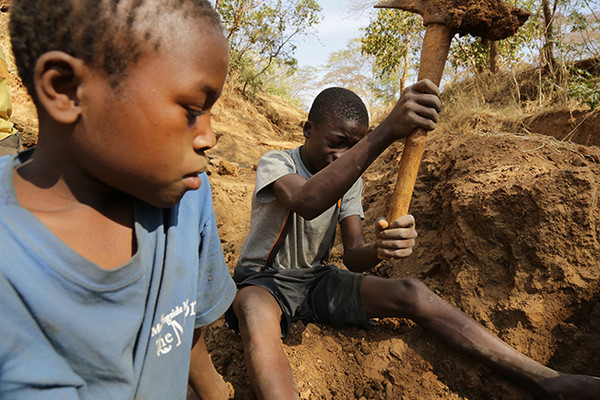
left=303, top=120, right=312, bottom=139
left=34, top=51, right=85, bottom=125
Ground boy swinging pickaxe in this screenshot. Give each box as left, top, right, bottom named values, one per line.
left=375, top=0, right=530, bottom=221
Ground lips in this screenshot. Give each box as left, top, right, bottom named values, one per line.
left=188, top=167, right=206, bottom=177
left=183, top=174, right=202, bottom=190
left=185, top=156, right=208, bottom=180
left=183, top=167, right=206, bottom=190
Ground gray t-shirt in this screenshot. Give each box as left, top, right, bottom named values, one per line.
left=236, top=146, right=364, bottom=271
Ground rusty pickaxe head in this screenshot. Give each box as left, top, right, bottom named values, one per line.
left=375, top=0, right=530, bottom=40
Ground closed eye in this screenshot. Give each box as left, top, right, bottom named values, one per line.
left=328, top=141, right=345, bottom=149
left=185, top=107, right=206, bottom=126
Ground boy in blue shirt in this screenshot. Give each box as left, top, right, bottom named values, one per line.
left=0, top=1, right=235, bottom=399
left=228, top=87, right=600, bottom=399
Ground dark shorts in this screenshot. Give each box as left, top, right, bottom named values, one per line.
left=225, top=265, right=371, bottom=337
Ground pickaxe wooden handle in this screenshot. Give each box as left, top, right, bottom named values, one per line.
left=386, top=23, right=453, bottom=221
left=376, top=0, right=530, bottom=222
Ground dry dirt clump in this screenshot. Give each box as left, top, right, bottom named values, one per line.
left=385, top=0, right=530, bottom=40
left=449, top=0, right=531, bottom=40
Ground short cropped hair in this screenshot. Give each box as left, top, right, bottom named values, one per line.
left=307, top=87, right=369, bottom=128
left=10, top=0, right=222, bottom=100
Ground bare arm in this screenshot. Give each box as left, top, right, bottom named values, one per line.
left=272, top=80, right=441, bottom=220
left=340, top=215, right=378, bottom=272
left=189, top=329, right=231, bottom=400
left=341, top=215, right=418, bottom=273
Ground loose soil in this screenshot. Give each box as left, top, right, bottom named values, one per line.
left=2, top=11, right=598, bottom=399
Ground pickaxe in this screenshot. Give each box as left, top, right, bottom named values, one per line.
left=375, top=0, right=530, bottom=222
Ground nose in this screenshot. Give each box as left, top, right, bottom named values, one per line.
left=193, top=116, right=217, bottom=152
left=333, top=149, right=346, bottom=161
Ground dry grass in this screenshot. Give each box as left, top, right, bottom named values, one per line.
left=436, top=65, right=598, bottom=141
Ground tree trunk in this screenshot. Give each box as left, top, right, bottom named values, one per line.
left=542, top=0, right=555, bottom=72
left=400, top=40, right=411, bottom=92
left=490, top=41, right=498, bottom=73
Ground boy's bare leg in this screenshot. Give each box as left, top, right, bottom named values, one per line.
left=361, top=276, right=600, bottom=400
left=233, top=286, right=299, bottom=400
left=189, top=329, right=232, bottom=400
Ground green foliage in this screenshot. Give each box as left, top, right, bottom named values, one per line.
left=568, top=67, right=600, bottom=110
left=358, top=9, right=425, bottom=106
left=215, top=0, right=322, bottom=96
left=360, top=9, right=423, bottom=79
left=321, top=39, right=375, bottom=107
left=555, top=3, right=600, bottom=60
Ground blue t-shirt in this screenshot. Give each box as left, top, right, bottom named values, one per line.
left=0, top=152, right=236, bottom=400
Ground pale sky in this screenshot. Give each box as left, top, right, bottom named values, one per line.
left=294, top=0, right=376, bottom=68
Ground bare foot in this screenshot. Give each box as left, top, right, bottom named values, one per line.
left=541, top=373, right=600, bottom=400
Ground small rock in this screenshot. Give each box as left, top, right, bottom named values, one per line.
left=217, top=160, right=238, bottom=177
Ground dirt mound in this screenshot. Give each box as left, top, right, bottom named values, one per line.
left=366, top=129, right=600, bottom=373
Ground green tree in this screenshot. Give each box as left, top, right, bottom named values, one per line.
left=215, top=0, right=322, bottom=96
left=321, top=38, right=402, bottom=121
left=359, top=0, right=539, bottom=79
left=360, top=8, right=424, bottom=93
left=321, top=39, right=374, bottom=108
